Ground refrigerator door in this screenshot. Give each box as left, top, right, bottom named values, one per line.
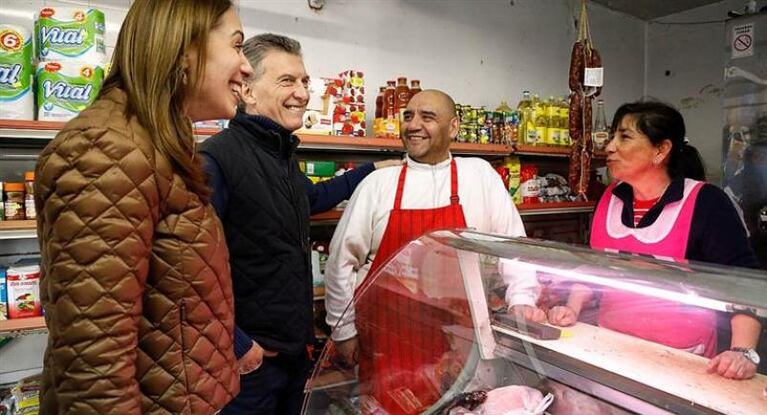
left=723, top=13, right=767, bottom=266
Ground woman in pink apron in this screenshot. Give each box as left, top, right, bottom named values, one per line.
left=548, top=101, right=761, bottom=380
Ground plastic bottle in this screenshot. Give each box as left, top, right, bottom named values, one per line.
left=383, top=80, right=396, bottom=119
left=593, top=99, right=609, bottom=151
left=24, top=171, right=35, bottom=220
left=375, top=86, right=385, bottom=119
left=394, top=77, right=411, bottom=122
left=545, top=96, right=559, bottom=146
left=410, top=79, right=422, bottom=96
left=560, top=96, right=571, bottom=147
left=533, top=95, right=547, bottom=146
left=517, top=91, right=535, bottom=145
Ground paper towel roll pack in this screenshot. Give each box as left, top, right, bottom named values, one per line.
left=35, top=7, right=106, bottom=64
left=0, top=25, right=35, bottom=120
left=36, top=61, right=104, bottom=122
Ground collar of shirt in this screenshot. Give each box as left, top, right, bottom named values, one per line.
left=404, top=153, right=453, bottom=171
left=612, top=175, right=686, bottom=228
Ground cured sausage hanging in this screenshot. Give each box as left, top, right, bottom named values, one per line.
left=568, top=0, right=602, bottom=199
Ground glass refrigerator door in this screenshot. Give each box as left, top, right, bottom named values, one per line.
left=303, top=230, right=767, bottom=415
left=723, top=14, right=767, bottom=265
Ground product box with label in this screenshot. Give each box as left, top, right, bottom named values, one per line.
left=0, top=266, right=7, bottom=320
left=304, top=160, right=336, bottom=177
left=7, top=264, right=41, bottom=319
left=295, top=77, right=342, bottom=136
left=334, top=70, right=366, bottom=137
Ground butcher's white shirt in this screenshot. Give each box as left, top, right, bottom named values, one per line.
left=325, top=155, right=539, bottom=341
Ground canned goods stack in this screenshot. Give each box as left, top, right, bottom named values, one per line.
left=454, top=103, right=519, bottom=144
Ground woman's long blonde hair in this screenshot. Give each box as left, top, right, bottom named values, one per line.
left=102, top=0, right=233, bottom=200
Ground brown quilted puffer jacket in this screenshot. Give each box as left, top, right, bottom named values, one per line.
left=35, top=88, right=239, bottom=414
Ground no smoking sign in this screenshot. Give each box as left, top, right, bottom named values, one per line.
left=732, top=23, right=754, bottom=58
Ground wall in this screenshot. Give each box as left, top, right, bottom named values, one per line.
left=645, top=0, right=744, bottom=183
left=0, top=0, right=645, bottom=384
left=2, top=0, right=646, bottom=124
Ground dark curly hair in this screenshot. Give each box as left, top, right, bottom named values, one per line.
left=611, top=101, right=705, bottom=181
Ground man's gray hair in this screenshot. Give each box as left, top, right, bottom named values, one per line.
left=243, top=33, right=302, bottom=81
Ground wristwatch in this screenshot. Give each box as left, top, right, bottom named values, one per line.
left=731, top=347, right=761, bottom=366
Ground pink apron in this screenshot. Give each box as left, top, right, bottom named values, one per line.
left=590, top=179, right=717, bottom=357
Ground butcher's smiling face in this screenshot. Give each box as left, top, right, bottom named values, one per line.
left=401, top=90, right=457, bottom=165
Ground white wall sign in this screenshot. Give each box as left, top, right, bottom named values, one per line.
left=732, top=23, right=755, bottom=59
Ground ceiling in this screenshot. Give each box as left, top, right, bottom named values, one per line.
left=591, top=0, right=723, bottom=20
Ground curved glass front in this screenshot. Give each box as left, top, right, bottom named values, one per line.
left=303, top=229, right=767, bottom=415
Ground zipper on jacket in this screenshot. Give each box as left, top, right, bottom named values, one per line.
left=178, top=299, right=192, bottom=410
left=286, top=161, right=309, bottom=252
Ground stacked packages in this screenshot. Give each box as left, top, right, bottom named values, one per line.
left=296, top=70, right=366, bottom=137
left=0, top=7, right=106, bottom=121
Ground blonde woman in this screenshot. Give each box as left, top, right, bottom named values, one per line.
left=34, top=0, right=253, bottom=413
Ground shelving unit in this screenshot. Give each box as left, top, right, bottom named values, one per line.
left=0, top=120, right=601, bottom=232
left=515, top=143, right=607, bottom=160
left=0, top=317, right=47, bottom=338
left=0, top=120, right=611, bottom=159
left=0, top=220, right=38, bottom=240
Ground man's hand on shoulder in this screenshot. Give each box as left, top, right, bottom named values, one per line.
left=373, top=159, right=404, bottom=170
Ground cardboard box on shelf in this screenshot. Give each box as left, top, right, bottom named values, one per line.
left=7, top=264, right=41, bottom=319
left=335, top=70, right=366, bottom=137
left=304, top=160, right=336, bottom=177
left=295, top=77, right=342, bottom=136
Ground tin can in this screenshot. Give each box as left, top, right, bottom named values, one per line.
left=479, top=126, right=490, bottom=144
left=468, top=124, right=479, bottom=143
left=458, top=124, right=469, bottom=143
left=476, top=107, right=486, bottom=125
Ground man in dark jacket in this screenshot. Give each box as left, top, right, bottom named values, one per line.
left=200, top=33, right=399, bottom=415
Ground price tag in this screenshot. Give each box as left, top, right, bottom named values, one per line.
left=584, top=67, right=604, bottom=87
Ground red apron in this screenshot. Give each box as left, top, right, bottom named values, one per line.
left=356, top=159, right=467, bottom=414
left=590, top=179, right=717, bottom=357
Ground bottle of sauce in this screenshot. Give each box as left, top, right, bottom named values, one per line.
left=375, top=86, right=386, bottom=119
left=383, top=80, right=396, bottom=119
left=24, top=171, right=35, bottom=220
left=394, top=77, right=411, bottom=122
left=410, top=79, right=422, bottom=96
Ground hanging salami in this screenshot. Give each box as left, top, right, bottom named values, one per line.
left=567, top=0, right=602, bottom=199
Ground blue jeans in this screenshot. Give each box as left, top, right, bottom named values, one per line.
left=221, top=352, right=311, bottom=415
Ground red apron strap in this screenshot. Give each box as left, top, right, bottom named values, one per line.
left=393, top=164, right=408, bottom=210
left=450, top=158, right=460, bottom=205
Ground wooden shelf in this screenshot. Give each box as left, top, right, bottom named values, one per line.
left=517, top=201, right=596, bottom=216
left=298, top=134, right=512, bottom=156
left=514, top=144, right=571, bottom=157
left=0, top=317, right=47, bottom=337
left=513, top=143, right=607, bottom=160
left=0, top=220, right=37, bottom=240
left=0, top=120, right=609, bottom=160
left=310, top=210, right=343, bottom=224
left=313, top=285, right=325, bottom=301
left=0, top=120, right=511, bottom=156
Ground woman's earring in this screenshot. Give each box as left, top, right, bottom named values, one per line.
left=181, top=71, right=188, bottom=86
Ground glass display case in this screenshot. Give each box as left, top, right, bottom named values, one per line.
left=303, top=229, right=767, bottom=415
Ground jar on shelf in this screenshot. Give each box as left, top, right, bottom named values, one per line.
left=4, top=182, right=26, bottom=221
left=24, top=171, right=36, bottom=220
